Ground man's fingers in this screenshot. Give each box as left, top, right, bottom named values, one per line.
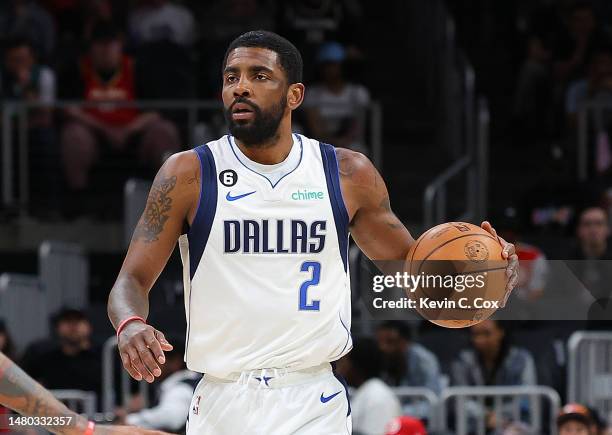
left=506, top=253, right=519, bottom=277
left=155, top=330, right=174, bottom=352
left=502, top=240, right=516, bottom=258
left=120, top=352, right=142, bottom=381
left=126, top=346, right=153, bottom=383
left=146, top=334, right=166, bottom=365
left=135, top=340, right=161, bottom=381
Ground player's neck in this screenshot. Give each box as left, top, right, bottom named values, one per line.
left=234, top=119, right=294, bottom=165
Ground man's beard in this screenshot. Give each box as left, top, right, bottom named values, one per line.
left=224, top=95, right=286, bottom=147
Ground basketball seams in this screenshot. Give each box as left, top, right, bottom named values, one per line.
left=408, top=224, right=443, bottom=275
left=413, top=234, right=505, bottom=316
left=408, top=225, right=507, bottom=328
left=416, top=233, right=500, bottom=276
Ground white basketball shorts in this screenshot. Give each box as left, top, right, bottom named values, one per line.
left=186, top=363, right=352, bottom=435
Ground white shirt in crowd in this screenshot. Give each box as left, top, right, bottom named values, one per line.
left=129, top=2, right=195, bottom=46
left=304, top=83, right=370, bottom=133
left=126, top=370, right=200, bottom=431
left=351, top=378, right=402, bottom=435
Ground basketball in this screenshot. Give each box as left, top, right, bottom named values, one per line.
left=405, top=222, right=508, bottom=328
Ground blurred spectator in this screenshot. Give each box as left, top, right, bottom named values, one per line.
left=21, top=308, right=102, bottom=399
left=128, top=0, right=195, bottom=48
left=566, top=44, right=612, bottom=129
left=514, top=35, right=553, bottom=141
left=336, top=338, right=401, bottom=435
left=571, top=206, right=611, bottom=258
left=502, top=422, right=537, bottom=435
left=304, top=42, right=370, bottom=153
left=0, top=0, right=56, bottom=61
left=586, top=406, right=607, bottom=435
left=82, top=0, right=116, bottom=42
left=1, top=36, right=59, bottom=216
left=59, top=21, right=180, bottom=193
left=376, top=321, right=441, bottom=420
left=1, top=36, right=56, bottom=107
left=375, top=321, right=441, bottom=393
left=281, top=0, right=364, bottom=48
left=0, top=320, right=15, bottom=361
left=117, top=340, right=199, bottom=432
left=553, top=1, right=603, bottom=85
left=452, top=320, right=537, bottom=387
left=557, top=403, right=593, bottom=435
left=384, top=416, right=427, bottom=435
left=568, top=206, right=612, bottom=309
left=451, top=320, right=537, bottom=431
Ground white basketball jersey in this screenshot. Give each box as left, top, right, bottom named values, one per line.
left=177, top=134, right=352, bottom=377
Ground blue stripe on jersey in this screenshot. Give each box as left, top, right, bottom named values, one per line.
left=331, top=363, right=352, bottom=417
left=188, top=144, right=218, bottom=280
left=319, top=143, right=349, bottom=272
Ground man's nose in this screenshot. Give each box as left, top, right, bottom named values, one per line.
left=234, top=77, right=252, bottom=98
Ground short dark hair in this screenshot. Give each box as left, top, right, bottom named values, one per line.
left=90, top=20, right=121, bottom=44
left=223, top=30, right=303, bottom=84
left=4, top=36, right=33, bottom=53
left=348, top=338, right=382, bottom=379
left=377, top=320, right=413, bottom=341
left=52, top=307, right=88, bottom=328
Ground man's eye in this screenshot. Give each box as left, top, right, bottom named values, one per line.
left=256, top=74, right=268, bottom=80
left=226, top=75, right=237, bottom=83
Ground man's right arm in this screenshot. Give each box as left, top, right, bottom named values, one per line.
left=0, top=352, right=173, bottom=435
left=108, top=151, right=200, bottom=383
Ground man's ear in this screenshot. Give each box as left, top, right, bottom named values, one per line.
left=287, top=83, right=305, bottom=110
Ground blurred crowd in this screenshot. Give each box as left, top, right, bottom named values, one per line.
left=1, top=310, right=611, bottom=434
left=2, top=1, right=612, bottom=434
left=0, top=0, right=372, bottom=219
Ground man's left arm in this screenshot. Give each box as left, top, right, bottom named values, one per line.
left=337, top=148, right=519, bottom=300
left=337, top=148, right=415, bottom=261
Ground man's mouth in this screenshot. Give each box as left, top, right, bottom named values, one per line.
left=231, top=102, right=255, bottom=121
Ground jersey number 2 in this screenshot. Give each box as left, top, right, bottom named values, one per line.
left=299, top=261, right=321, bottom=311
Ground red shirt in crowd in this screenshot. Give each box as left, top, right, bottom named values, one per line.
left=80, top=55, right=139, bottom=127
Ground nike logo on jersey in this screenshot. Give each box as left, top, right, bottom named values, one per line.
left=254, top=376, right=274, bottom=386
left=226, top=190, right=256, bottom=201
left=320, top=391, right=342, bottom=403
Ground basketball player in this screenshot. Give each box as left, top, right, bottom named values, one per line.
left=0, top=351, right=172, bottom=435
left=108, top=31, right=519, bottom=434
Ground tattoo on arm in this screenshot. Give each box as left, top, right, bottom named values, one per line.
left=338, top=152, right=355, bottom=178
left=133, top=175, right=177, bottom=243
left=184, top=169, right=200, bottom=186
left=380, top=197, right=404, bottom=229
left=0, top=354, right=79, bottom=434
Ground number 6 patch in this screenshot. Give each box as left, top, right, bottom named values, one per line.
left=219, top=169, right=238, bottom=187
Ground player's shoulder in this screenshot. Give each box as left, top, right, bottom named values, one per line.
left=155, top=150, right=201, bottom=192
left=334, top=146, right=378, bottom=189
left=163, top=150, right=199, bottom=174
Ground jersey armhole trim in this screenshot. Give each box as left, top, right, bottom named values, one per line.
left=188, top=148, right=205, bottom=229
left=187, top=144, right=218, bottom=280
left=319, top=142, right=350, bottom=272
